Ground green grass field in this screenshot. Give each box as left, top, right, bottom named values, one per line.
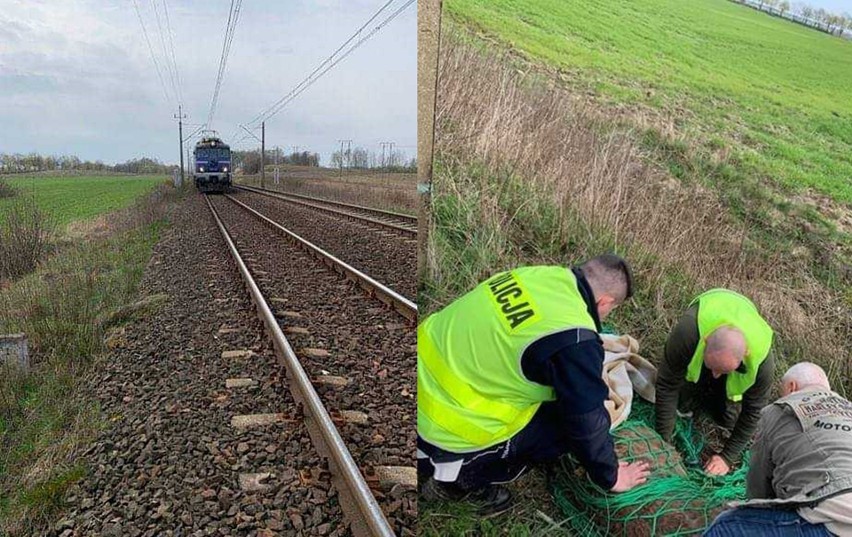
left=447, top=0, right=852, bottom=205
left=0, top=176, right=166, bottom=227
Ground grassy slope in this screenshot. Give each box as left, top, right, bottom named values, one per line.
left=0, top=225, right=162, bottom=534
left=447, top=0, right=852, bottom=206
left=423, top=2, right=851, bottom=534
left=1, top=176, right=165, bottom=227
left=0, top=185, right=179, bottom=534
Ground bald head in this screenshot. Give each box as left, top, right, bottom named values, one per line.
left=704, top=326, right=746, bottom=379
left=781, top=362, right=830, bottom=397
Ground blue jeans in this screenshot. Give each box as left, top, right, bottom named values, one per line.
left=705, top=507, right=833, bottom=536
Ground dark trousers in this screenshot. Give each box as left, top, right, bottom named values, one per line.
left=418, top=400, right=570, bottom=491
left=704, top=508, right=833, bottom=536
left=679, top=376, right=741, bottom=429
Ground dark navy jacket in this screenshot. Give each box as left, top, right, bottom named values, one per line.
left=518, top=268, right=618, bottom=490
left=418, top=268, right=619, bottom=490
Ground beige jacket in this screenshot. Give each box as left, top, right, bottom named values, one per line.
left=745, top=387, right=852, bottom=509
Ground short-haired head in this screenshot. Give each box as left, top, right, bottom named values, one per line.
left=703, top=326, right=746, bottom=379
left=578, top=253, right=633, bottom=320
left=781, top=362, right=830, bottom=397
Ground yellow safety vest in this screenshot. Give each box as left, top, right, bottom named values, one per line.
left=686, top=289, right=774, bottom=402
left=418, top=266, right=598, bottom=452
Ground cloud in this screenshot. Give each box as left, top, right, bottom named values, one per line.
left=0, top=0, right=416, bottom=165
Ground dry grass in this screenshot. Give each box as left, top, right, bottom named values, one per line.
left=0, top=184, right=183, bottom=535
left=428, top=32, right=851, bottom=394
left=239, top=166, right=416, bottom=213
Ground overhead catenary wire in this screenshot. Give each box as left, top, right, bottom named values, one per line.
left=242, top=0, right=395, bottom=129
left=149, top=0, right=181, bottom=106
left=131, top=0, right=173, bottom=106
left=242, top=0, right=414, bottom=130
left=160, top=0, right=184, bottom=105
left=207, top=0, right=244, bottom=128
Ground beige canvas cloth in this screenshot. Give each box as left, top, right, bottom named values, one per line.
left=601, top=334, right=658, bottom=429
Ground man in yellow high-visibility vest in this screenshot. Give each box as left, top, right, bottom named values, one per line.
left=418, top=254, right=651, bottom=516
left=654, top=289, right=775, bottom=476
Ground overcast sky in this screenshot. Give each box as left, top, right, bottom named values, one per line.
left=0, top=0, right=416, bottom=166
left=806, top=0, right=852, bottom=13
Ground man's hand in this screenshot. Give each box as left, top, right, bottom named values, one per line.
left=704, top=454, right=731, bottom=476
left=610, top=460, right=651, bottom=492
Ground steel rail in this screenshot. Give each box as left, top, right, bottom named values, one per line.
left=204, top=195, right=395, bottom=537
left=223, top=193, right=417, bottom=322
left=235, top=184, right=417, bottom=234
left=244, top=186, right=416, bottom=224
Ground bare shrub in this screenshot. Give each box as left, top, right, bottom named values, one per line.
left=433, top=32, right=850, bottom=393
left=0, top=197, right=55, bottom=280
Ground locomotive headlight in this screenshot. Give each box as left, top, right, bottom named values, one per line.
left=223, top=166, right=228, bottom=172
left=200, top=166, right=205, bottom=172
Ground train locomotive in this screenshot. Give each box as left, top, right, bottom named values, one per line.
left=194, top=136, right=231, bottom=193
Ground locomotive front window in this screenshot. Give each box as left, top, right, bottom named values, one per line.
left=196, top=148, right=230, bottom=160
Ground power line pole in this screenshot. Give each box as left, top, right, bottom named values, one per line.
left=260, top=121, right=266, bottom=188
left=186, top=147, right=191, bottom=181
left=175, top=105, right=186, bottom=184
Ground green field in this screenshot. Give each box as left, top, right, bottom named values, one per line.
left=448, top=0, right=852, bottom=204
left=0, top=176, right=166, bottom=227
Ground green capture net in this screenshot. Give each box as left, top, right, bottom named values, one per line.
left=550, top=398, right=750, bottom=536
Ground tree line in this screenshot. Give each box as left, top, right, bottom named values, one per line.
left=231, top=149, right=321, bottom=174
left=0, top=153, right=173, bottom=175
left=738, top=0, right=852, bottom=35
left=329, top=146, right=416, bottom=172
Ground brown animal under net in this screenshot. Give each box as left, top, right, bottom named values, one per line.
left=551, top=400, right=747, bottom=536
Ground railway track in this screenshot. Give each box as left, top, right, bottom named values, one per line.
left=234, top=184, right=417, bottom=237
left=228, top=188, right=416, bottom=300
left=205, top=194, right=417, bottom=536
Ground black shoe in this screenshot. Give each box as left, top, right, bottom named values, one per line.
left=468, top=485, right=514, bottom=518
left=420, top=478, right=514, bottom=517
left=420, top=477, right=467, bottom=502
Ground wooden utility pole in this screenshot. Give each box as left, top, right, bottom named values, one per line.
left=260, top=121, right=266, bottom=188
left=418, top=0, right=443, bottom=284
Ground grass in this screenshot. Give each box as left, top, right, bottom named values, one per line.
left=445, top=0, right=852, bottom=204
left=0, top=185, right=181, bottom=535
left=421, top=21, right=851, bottom=535
left=0, top=175, right=166, bottom=228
